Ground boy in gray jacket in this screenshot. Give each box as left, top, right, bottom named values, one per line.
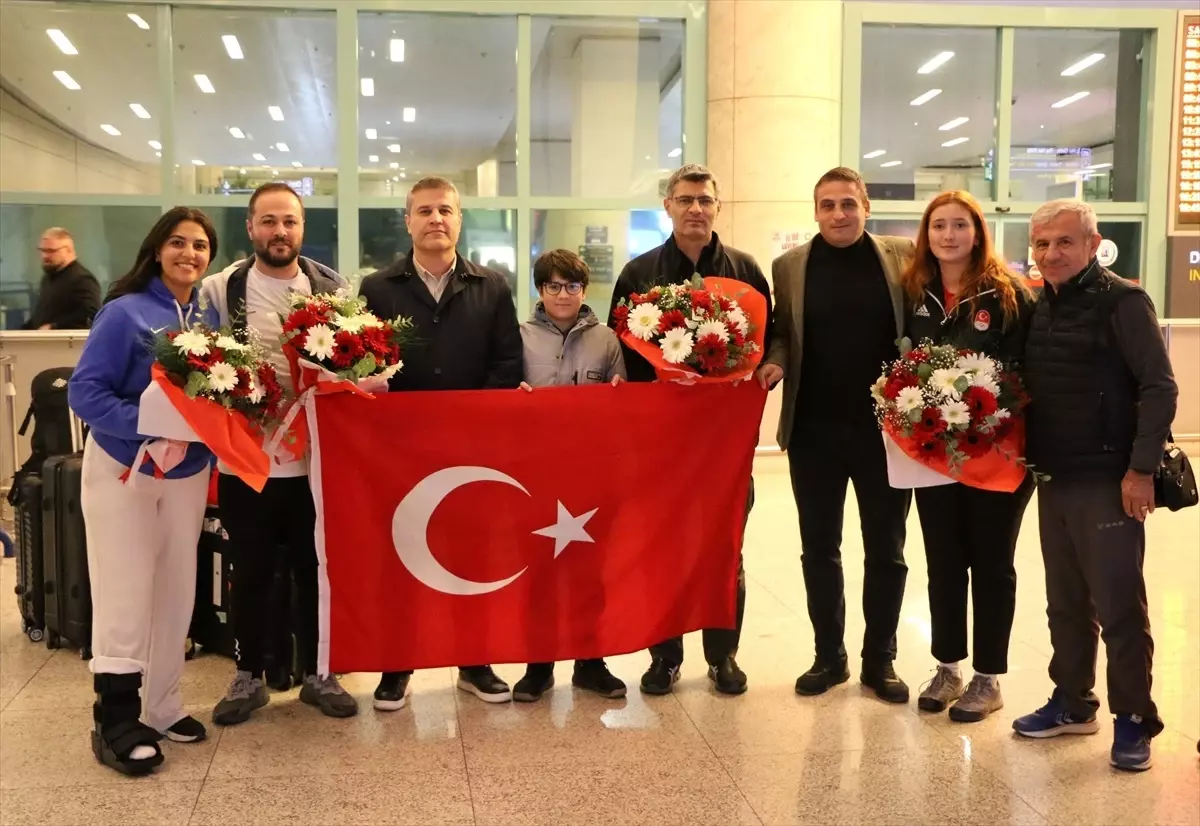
left=513, top=249, right=627, bottom=702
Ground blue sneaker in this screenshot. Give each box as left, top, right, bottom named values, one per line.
left=1111, top=715, right=1153, bottom=771
left=1012, top=693, right=1101, bottom=738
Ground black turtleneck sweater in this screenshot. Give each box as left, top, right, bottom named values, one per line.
left=798, top=233, right=897, bottom=426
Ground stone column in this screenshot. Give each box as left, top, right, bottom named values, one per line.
left=707, top=0, right=845, bottom=447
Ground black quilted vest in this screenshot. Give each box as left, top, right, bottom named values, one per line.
left=1024, top=262, right=1141, bottom=481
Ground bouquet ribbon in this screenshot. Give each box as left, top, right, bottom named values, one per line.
left=883, top=417, right=1028, bottom=493
left=619, top=277, right=768, bottom=384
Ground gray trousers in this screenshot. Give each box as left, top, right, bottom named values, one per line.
left=1037, top=478, right=1162, bottom=734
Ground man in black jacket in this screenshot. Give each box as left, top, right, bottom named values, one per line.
left=1012, top=199, right=1176, bottom=774
left=607, top=163, right=772, bottom=697
left=359, top=177, right=524, bottom=710
left=24, top=228, right=100, bottom=329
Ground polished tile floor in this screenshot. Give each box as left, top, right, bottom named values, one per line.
left=1, top=455, right=1197, bottom=825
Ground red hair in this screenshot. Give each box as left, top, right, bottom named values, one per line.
left=899, top=191, right=1030, bottom=326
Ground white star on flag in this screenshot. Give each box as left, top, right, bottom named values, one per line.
left=532, top=501, right=598, bottom=557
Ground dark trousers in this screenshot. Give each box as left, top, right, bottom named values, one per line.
left=1037, top=478, right=1162, bottom=733
left=788, top=420, right=911, bottom=665
left=218, top=474, right=319, bottom=678
left=915, top=474, right=1034, bottom=674
left=648, top=478, right=754, bottom=667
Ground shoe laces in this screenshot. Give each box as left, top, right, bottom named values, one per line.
left=959, top=676, right=992, bottom=706
left=309, top=674, right=346, bottom=696
left=921, top=665, right=956, bottom=696
left=225, top=671, right=262, bottom=701
left=1114, top=715, right=1147, bottom=743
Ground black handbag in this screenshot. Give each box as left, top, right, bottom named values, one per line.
left=1154, top=438, right=1198, bottom=512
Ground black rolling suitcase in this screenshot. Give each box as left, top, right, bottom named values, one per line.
left=41, top=413, right=91, bottom=659
left=187, top=506, right=235, bottom=659
left=13, top=474, right=46, bottom=642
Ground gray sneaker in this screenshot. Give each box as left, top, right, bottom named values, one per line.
left=213, top=671, right=269, bottom=726
left=917, top=665, right=964, bottom=713
left=949, top=675, right=1004, bottom=723
left=299, top=674, right=359, bottom=719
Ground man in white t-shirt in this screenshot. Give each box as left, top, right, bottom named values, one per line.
left=199, top=183, right=356, bottom=725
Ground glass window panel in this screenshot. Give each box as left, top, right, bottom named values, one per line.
left=358, top=14, right=516, bottom=198
left=173, top=9, right=336, bottom=196
left=1010, top=29, right=1148, bottom=204
left=860, top=26, right=998, bottom=202
left=358, top=208, right=517, bottom=296
left=0, top=4, right=161, bottom=194
left=194, top=206, right=337, bottom=277
left=1001, top=219, right=1142, bottom=287
left=0, top=204, right=161, bottom=328
left=866, top=218, right=996, bottom=243
left=531, top=18, right=684, bottom=198
left=531, top=209, right=672, bottom=322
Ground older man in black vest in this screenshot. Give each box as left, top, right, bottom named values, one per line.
left=1013, top=199, right=1176, bottom=773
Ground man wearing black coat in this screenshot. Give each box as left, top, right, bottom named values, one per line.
left=24, top=227, right=100, bottom=329
left=358, top=177, right=523, bottom=710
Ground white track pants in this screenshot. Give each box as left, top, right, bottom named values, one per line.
left=81, top=436, right=208, bottom=731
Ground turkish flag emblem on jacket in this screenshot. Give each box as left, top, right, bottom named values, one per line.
left=309, top=382, right=766, bottom=673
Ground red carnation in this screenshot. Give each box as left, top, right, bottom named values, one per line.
left=956, top=427, right=994, bottom=459
left=690, top=290, right=714, bottom=313
left=963, top=386, right=999, bottom=419
left=330, top=331, right=365, bottom=368
left=694, top=333, right=730, bottom=373
left=658, top=309, right=688, bottom=333
left=611, top=304, right=631, bottom=333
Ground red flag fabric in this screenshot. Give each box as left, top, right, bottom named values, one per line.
left=309, top=382, right=767, bottom=674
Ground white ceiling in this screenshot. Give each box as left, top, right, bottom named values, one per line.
left=861, top=25, right=1138, bottom=175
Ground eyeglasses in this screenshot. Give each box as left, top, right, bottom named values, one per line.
left=672, top=196, right=718, bottom=210
left=543, top=282, right=583, bottom=295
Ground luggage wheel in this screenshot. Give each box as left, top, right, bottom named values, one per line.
left=46, top=632, right=61, bottom=650
left=27, top=628, right=44, bottom=643
left=80, top=645, right=92, bottom=661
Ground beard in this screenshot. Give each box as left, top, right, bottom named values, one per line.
left=42, top=261, right=62, bottom=275
left=254, top=238, right=300, bottom=269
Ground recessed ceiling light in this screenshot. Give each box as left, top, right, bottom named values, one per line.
left=403, top=107, right=416, bottom=123
left=276, top=142, right=289, bottom=152
left=148, top=140, right=162, bottom=150
left=667, top=147, right=682, bottom=159
left=910, top=89, right=942, bottom=107
left=155, top=152, right=161, bottom=157
left=129, top=103, right=151, bottom=119
left=862, top=149, right=887, bottom=159
left=127, top=13, right=150, bottom=30
left=292, top=161, right=303, bottom=168
left=368, top=154, right=379, bottom=162
left=252, top=153, right=266, bottom=161
left=917, top=51, right=954, bottom=74
left=268, top=106, right=284, bottom=121
left=365, top=128, right=378, bottom=140
left=194, top=74, right=215, bottom=94
left=939, top=117, right=969, bottom=131
left=229, top=127, right=245, bottom=139
left=390, top=162, right=400, bottom=169
left=1040, top=124, right=1045, bottom=129
left=880, top=160, right=902, bottom=168
left=222, top=35, right=243, bottom=60
left=392, top=176, right=400, bottom=182
left=1051, top=91, right=1090, bottom=108
left=388, top=144, right=401, bottom=153
left=401, top=172, right=407, bottom=179
left=100, top=124, right=121, bottom=136
left=1061, top=53, right=1105, bottom=77
left=192, top=160, right=205, bottom=166
left=390, top=39, right=405, bottom=62
left=941, top=137, right=970, bottom=147
left=1086, top=162, right=1113, bottom=170
left=361, top=78, right=375, bottom=97
left=47, top=30, right=78, bottom=55
left=53, top=70, right=80, bottom=90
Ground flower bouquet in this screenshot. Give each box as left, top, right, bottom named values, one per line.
left=872, top=338, right=1029, bottom=492
left=136, top=324, right=283, bottom=491
left=611, top=276, right=767, bottom=382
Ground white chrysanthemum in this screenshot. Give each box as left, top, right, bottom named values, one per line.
left=696, top=320, right=729, bottom=342
left=214, top=335, right=248, bottom=352
left=956, top=353, right=995, bottom=378
left=930, top=367, right=966, bottom=400
left=970, top=373, right=1001, bottom=396
left=659, top=328, right=694, bottom=364
left=207, top=362, right=238, bottom=393
left=896, top=386, right=924, bottom=413
left=870, top=376, right=888, bottom=405
left=173, top=330, right=211, bottom=357
left=627, top=304, right=663, bottom=341
left=303, top=324, right=336, bottom=360
left=331, top=313, right=382, bottom=333
left=726, top=307, right=749, bottom=336
left=246, top=374, right=265, bottom=404
left=940, top=400, right=971, bottom=429
left=993, top=408, right=1011, bottom=420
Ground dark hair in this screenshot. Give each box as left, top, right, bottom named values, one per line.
left=406, top=176, right=460, bottom=212
left=534, top=249, right=589, bottom=290
left=105, top=207, right=218, bottom=303
left=248, top=182, right=304, bottom=220
left=666, top=163, right=720, bottom=199
left=813, top=166, right=868, bottom=204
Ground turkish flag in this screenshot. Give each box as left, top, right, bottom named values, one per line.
left=309, top=382, right=766, bottom=673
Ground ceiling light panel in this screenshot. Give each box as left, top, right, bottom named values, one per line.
left=129, top=103, right=151, bottom=119
left=53, top=70, right=80, bottom=90
left=276, top=142, right=290, bottom=152
left=390, top=39, right=405, bottom=62
left=47, top=29, right=78, bottom=55
left=292, top=161, right=303, bottom=168
left=229, top=127, right=245, bottom=139
left=917, top=51, right=954, bottom=74
left=1061, top=53, right=1105, bottom=77
left=148, top=140, right=161, bottom=150
left=1051, top=91, right=1090, bottom=108
left=910, top=89, right=942, bottom=106
left=368, top=154, right=379, bottom=162
left=939, top=117, right=969, bottom=131
left=100, top=124, right=121, bottom=136
left=194, top=74, right=215, bottom=94
left=222, top=35, right=243, bottom=60
left=127, top=13, right=150, bottom=30
left=361, top=78, right=375, bottom=97
left=388, top=144, right=401, bottom=153
left=880, top=160, right=902, bottom=168
left=941, top=137, right=969, bottom=147
left=268, top=106, right=284, bottom=121
left=365, top=128, right=377, bottom=140
left=403, top=107, right=416, bottom=123
left=252, top=153, right=266, bottom=161
left=862, top=150, right=886, bottom=159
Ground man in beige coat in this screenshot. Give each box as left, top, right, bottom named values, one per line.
left=756, top=167, right=915, bottom=704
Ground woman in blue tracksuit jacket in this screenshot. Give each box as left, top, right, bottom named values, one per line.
left=68, top=207, right=220, bottom=776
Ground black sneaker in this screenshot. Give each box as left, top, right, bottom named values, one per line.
left=794, top=658, right=851, bottom=696
left=639, top=659, right=680, bottom=695
left=513, top=664, right=555, bottom=703
left=457, top=666, right=512, bottom=703
left=373, top=672, right=411, bottom=712
left=163, top=715, right=207, bottom=743
left=572, top=660, right=627, bottom=699
left=861, top=661, right=910, bottom=704
left=707, top=656, right=748, bottom=695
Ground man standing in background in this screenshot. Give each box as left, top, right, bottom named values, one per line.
left=23, top=227, right=100, bottom=329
